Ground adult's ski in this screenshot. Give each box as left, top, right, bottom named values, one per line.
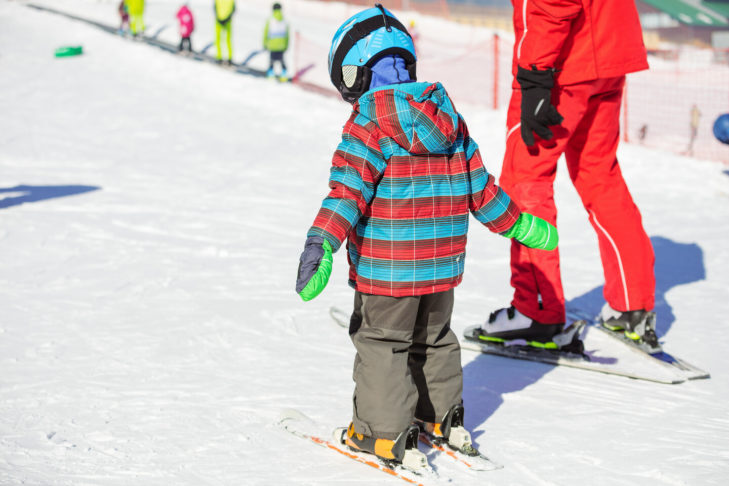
left=566, top=308, right=709, bottom=381
left=462, top=321, right=698, bottom=384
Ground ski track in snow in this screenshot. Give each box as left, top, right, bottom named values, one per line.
left=1, top=0, right=729, bottom=485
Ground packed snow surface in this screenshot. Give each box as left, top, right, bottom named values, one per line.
left=1, top=1, right=729, bottom=485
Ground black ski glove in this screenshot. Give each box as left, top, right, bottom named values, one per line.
left=516, top=65, right=564, bottom=146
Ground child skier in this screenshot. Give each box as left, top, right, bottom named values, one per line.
left=117, top=0, right=129, bottom=34
left=214, top=0, right=235, bottom=65
left=295, top=4, right=558, bottom=470
left=125, top=0, right=145, bottom=37
left=176, top=4, right=195, bottom=53
left=263, top=3, right=289, bottom=80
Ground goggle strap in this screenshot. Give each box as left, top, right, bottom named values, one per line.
left=330, top=13, right=412, bottom=87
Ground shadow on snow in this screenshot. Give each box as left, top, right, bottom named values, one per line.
left=565, top=236, right=705, bottom=336
left=462, top=236, right=705, bottom=442
left=0, top=184, right=100, bottom=209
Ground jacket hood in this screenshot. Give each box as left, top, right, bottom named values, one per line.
left=354, top=82, right=459, bottom=154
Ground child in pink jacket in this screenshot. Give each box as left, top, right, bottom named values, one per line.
left=176, top=4, right=195, bottom=52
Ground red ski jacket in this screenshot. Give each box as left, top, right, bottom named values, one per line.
left=511, top=0, right=649, bottom=86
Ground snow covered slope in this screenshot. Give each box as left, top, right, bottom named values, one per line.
left=1, top=1, right=729, bottom=485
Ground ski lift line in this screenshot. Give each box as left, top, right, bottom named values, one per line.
left=27, top=2, right=124, bottom=35
left=24, top=3, right=337, bottom=98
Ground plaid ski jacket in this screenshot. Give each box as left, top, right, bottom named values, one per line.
left=308, top=82, right=520, bottom=297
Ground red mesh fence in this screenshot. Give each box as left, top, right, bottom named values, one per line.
left=291, top=1, right=729, bottom=163
left=622, top=49, right=729, bottom=162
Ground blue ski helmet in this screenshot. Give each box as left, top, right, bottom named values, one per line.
left=328, top=4, right=416, bottom=102
left=713, top=113, right=729, bottom=145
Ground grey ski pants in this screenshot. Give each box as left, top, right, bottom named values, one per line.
left=348, top=289, right=463, bottom=440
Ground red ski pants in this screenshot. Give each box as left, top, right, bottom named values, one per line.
left=500, top=76, right=655, bottom=324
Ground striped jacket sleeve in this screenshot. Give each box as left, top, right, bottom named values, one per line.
left=307, top=115, right=387, bottom=251
left=461, top=119, right=521, bottom=233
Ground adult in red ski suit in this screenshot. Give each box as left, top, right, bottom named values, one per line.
left=497, top=0, right=655, bottom=327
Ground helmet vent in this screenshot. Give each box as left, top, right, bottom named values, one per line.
left=342, top=65, right=358, bottom=88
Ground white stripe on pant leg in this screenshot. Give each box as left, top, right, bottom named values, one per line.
left=506, top=123, right=521, bottom=141
left=590, top=210, right=630, bottom=310
left=517, top=0, right=529, bottom=59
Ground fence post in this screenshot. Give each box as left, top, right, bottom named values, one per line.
left=439, top=0, right=450, bottom=19
left=493, top=33, right=499, bottom=110
left=295, top=30, right=300, bottom=76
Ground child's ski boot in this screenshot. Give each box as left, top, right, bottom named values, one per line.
left=338, top=422, right=428, bottom=472
left=599, top=304, right=661, bottom=353
left=416, top=404, right=503, bottom=471
left=417, top=404, right=475, bottom=455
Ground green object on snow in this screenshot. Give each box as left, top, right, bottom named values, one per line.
left=54, top=46, right=83, bottom=58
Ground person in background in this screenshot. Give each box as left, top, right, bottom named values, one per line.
left=118, top=0, right=129, bottom=34
left=263, top=3, right=290, bottom=80
left=214, top=0, right=235, bottom=64
left=125, top=0, right=145, bottom=37
left=687, top=103, right=701, bottom=156
left=475, top=0, right=659, bottom=352
left=295, top=5, right=558, bottom=469
left=176, top=3, right=195, bottom=53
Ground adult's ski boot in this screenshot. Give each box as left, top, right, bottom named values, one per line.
left=474, top=306, right=585, bottom=354
left=479, top=306, right=564, bottom=347
left=599, top=304, right=661, bottom=353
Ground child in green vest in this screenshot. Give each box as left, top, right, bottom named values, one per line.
left=263, top=3, right=289, bottom=80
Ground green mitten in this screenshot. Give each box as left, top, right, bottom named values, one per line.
left=502, top=213, right=558, bottom=250
left=297, top=238, right=333, bottom=302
